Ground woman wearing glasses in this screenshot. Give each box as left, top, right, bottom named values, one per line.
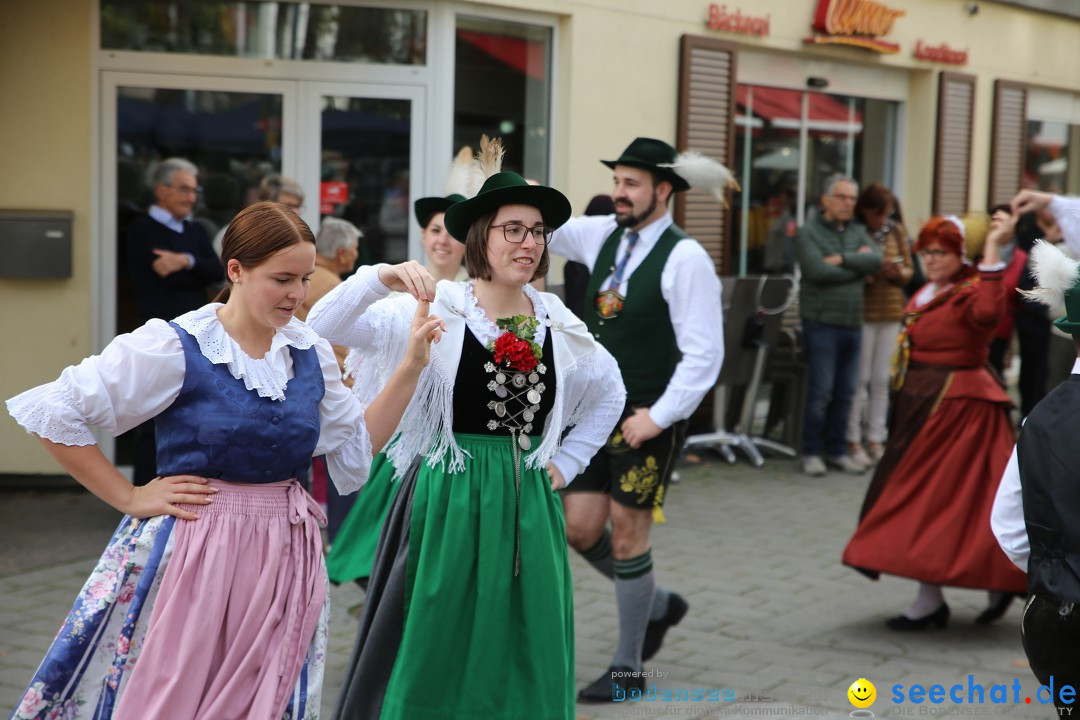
left=307, top=171, right=624, bottom=719
left=843, top=211, right=1027, bottom=629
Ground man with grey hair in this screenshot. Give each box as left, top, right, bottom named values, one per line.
left=298, top=217, right=360, bottom=326
left=125, top=156, right=224, bottom=484
left=797, top=174, right=882, bottom=476
left=258, top=174, right=305, bottom=211
left=213, top=174, right=307, bottom=256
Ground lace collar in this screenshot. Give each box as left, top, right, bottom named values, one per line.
left=461, top=281, right=549, bottom=347
left=173, top=304, right=320, bottom=402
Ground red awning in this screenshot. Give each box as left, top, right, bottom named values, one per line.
left=737, top=85, right=862, bottom=132
left=457, top=30, right=547, bottom=80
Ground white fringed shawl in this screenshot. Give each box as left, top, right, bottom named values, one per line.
left=342, top=280, right=625, bottom=482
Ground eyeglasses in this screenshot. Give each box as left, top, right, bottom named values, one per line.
left=490, top=222, right=553, bottom=245
left=166, top=185, right=202, bottom=196
left=831, top=193, right=858, bottom=202
left=918, top=248, right=951, bottom=259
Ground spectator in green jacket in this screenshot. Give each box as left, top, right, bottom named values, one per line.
left=797, top=175, right=883, bottom=476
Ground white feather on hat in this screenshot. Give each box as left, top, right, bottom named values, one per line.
left=443, top=145, right=474, bottom=198
left=464, top=135, right=505, bottom=198
left=1019, top=239, right=1080, bottom=318
left=658, top=150, right=740, bottom=203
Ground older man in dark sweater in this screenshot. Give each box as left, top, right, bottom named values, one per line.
left=126, top=157, right=224, bottom=323
left=797, top=175, right=882, bottom=476
left=126, top=157, right=224, bottom=484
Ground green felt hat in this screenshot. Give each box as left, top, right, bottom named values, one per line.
left=443, top=173, right=571, bottom=244
left=1054, top=288, right=1080, bottom=334
left=601, top=137, right=690, bottom=192
left=414, top=194, right=466, bottom=230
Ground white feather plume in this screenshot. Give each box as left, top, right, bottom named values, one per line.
left=1018, top=239, right=1080, bottom=318
left=443, top=145, right=473, bottom=198
left=464, top=135, right=505, bottom=198
left=659, top=150, right=740, bottom=204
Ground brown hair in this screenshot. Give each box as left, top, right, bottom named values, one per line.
left=463, top=210, right=550, bottom=282
left=214, top=201, right=316, bottom=302
left=854, top=183, right=893, bottom=223
left=915, top=216, right=965, bottom=256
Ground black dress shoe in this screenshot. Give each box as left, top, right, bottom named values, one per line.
left=885, top=603, right=950, bottom=631
left=577, top=665, right=645, bottom=703
left=642, top=592, right=689, bottom=661
left=975, top=593, right=1022, bottom=625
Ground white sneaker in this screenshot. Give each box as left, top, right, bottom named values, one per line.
left=802, top=455, right=827, bottom=476
left=826, top=454, right=867, bottom=474
left=848, top=444, right=872, bottom=468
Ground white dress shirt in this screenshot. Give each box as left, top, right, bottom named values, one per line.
left=991, top=357, right=1080, bottom=572
left=551, top=212, right=725, bottom=429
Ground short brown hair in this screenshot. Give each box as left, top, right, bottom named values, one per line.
left=464, top=210, right=549, bottom=282
left=855, top=183, right=893, bottom=223
left=214, top=201, right=315, bottom=302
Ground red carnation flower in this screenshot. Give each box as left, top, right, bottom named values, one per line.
left=508, top=339, right=538, bottom=372
left=493, top=332, right=518, bottom=366
left=493, top=332, right=539, bottom=372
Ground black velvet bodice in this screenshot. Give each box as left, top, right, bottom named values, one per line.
left=452, top=327, right=556, bottom=435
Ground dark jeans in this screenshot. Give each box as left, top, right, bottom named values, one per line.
left=1022, top=594, right=1080, bottom=716
left=801, top=319, right=861, bottom=458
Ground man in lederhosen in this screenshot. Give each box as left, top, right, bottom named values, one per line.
left=551, top=137, right=732, bottom=702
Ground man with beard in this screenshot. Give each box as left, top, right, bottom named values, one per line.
left=550, top=137, right=727, bottom=702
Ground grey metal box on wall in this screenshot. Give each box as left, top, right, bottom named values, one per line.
left=0, top=210, right=74, bottom=278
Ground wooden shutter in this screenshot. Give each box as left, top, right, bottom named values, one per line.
left=988, top=80, right=1028, bottom=209
left=933, top=72, right=976, bottom=216
left=676, top=35, right=737, bottom=273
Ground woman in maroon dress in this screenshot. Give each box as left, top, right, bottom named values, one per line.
left=843, top=212, right=1027, bottom=629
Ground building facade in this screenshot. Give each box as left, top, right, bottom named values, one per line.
left=2, top=0, right=1079, bottom=474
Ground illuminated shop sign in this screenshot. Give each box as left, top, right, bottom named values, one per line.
left=913, top=40, right=969, bottom=65
left=804, top=0, right=906, bottom=54
left=706, top=4, right=770, bottom=36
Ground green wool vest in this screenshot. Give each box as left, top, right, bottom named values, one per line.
left=584, top=223, right=687, bottom=405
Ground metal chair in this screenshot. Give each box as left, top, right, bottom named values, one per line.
left=685, top=274, right=798, bottom=467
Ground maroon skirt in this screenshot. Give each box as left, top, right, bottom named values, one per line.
left=843, top=364, right=1027, bottom=592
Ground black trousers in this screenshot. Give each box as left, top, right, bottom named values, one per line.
left=1022, top=594, right=1080, bottom=715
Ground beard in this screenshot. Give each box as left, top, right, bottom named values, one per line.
left=614, top=190, right=658, bottom=228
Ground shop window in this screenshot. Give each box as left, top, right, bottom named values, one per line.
left=1025, top=119, right=1080, bottom=194
left=453, top=16, right=552, bottom=182
left=101, top=1, right=427, bottom=65
left=732, top=84, right=898, bottom=275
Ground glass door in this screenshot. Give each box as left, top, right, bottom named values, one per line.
left=300, top=82, right=426, bottom=269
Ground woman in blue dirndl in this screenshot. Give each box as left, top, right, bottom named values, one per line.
left=6, top=201, right=443, bottom=720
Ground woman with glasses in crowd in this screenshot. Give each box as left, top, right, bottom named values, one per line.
left=308, top=164, right=624, bottom=719
left=843, top=211, right=1028, bottom=629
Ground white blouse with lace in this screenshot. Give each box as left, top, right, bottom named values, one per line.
left=5, top=305, right=373, bottom=494
left=306, top=265, right=625, bottom=485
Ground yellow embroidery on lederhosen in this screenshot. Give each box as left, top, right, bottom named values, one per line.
left=620, top=456, right=660, bottom=505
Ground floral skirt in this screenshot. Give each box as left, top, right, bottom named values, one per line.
left=10, top=479, right=329, bottom=720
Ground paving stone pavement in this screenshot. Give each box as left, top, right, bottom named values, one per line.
left=0, top=457, right=1056, bottom=719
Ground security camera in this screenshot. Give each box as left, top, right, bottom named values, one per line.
left=966, top=2, right=979, bottom=15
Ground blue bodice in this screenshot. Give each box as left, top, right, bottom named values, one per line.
left=154, top=323, right=324, bottom=483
